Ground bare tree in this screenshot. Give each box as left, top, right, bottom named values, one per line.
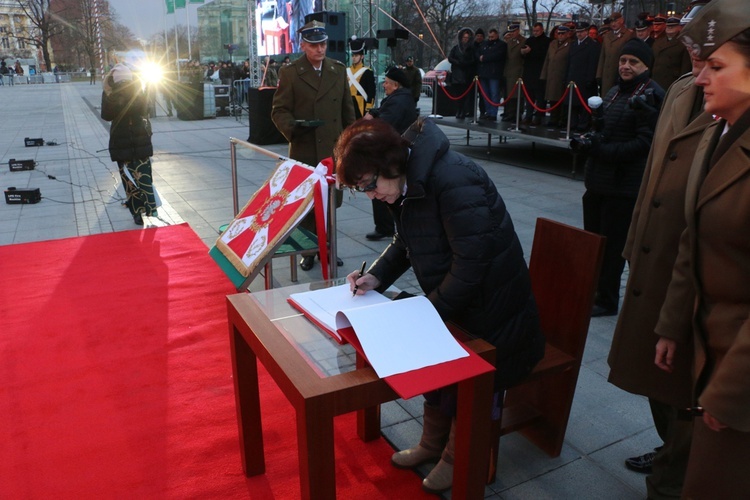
left=52, top=0, right=137, bottom=70
left=533, top=0, right=566, bottom=32
left=411, top=0, right=493, bottom=65
left=15, top=0, right=64, bottom=70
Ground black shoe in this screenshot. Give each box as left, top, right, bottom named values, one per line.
left=299, top=255, right=315, bottom=271
left=625, top=451, right=657, bottom=474
left=366, top=230, right=393, bottom=241
left=591, top=304, right=618, bottom=317
left=133, top=213, right=144, bottom=226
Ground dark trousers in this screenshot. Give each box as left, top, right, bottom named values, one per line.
left=582, top=191, right=636, bottom=312
left=646, top=399, right=692, bottom=500
left=452, top=82, right=474, bottom=117
left=372, top=199, right=394, bottom=235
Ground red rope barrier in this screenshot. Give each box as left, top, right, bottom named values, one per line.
left=474, top=79, right=517, bottom=107
left=573, top=84, right=592, bottom=114
left=437, top=79, right=477, bottom=101
left=518, top=82, right=571, bottom=113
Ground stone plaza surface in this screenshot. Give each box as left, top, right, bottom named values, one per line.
left=0, top=82, right=656, bottom=498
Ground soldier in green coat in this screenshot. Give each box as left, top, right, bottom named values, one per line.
left=272, top=20, right=356, bottom=270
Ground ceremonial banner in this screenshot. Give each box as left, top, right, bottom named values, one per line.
left=214, top=158, right=325, bottom=279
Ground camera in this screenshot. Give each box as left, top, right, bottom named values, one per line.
left=570, top=133, right=593, bottom=152
left=628, top=88, right=656, bottom=110
left=570, top=132, right=602, bottom=152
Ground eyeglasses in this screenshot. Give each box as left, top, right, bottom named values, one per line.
left=352, top=172, right=379, bottom=193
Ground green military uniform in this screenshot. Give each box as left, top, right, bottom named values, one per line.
left=272, top=55, right=355, bottom=167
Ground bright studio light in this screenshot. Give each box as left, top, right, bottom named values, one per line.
left=139, top=61, right=163, bottom=85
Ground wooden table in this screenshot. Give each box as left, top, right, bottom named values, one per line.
left=227, top=281, right=496, bottom=499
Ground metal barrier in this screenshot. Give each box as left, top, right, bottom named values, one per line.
left=232, top=79, right=251, bottom=121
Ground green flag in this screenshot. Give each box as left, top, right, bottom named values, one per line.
left=166, top=0, right=174, bottom=14
left=175, top=0, right=186, bottom=8
left=190, top=0, right=204, bottom=3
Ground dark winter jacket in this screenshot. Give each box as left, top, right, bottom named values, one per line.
left=368, top=87, right=418, bottom=134
left=584, top=71, right=664, bottom=197
left=522, top=33, right=551, bottom=82
left=477, top=37, right=507, bottom=80
left=566, top=36, right=600, bottom=100
left=369, top=118, right=544, bottom=389
left=448, top=29, right=477, bottom=86
left=101, top=80, right=153, bottom=162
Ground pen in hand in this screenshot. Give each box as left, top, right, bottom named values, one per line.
left=352, top=261, right=367, bottom=297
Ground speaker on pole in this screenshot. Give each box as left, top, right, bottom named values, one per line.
left=304, top=11, right=347, bottom=64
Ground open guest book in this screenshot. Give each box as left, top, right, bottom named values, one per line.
left=288, top=284, right=495, bottom=399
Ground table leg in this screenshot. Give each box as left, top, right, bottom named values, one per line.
left=229, top=324, right=265, bottom=476
left=356, top=354, right=381, bottom=441
left=297, top=400, right=336, bottom=499
left=452, top=370, right=494, bottom=499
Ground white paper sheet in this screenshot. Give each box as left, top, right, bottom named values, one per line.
left=335, top=296, right=468, bottom=378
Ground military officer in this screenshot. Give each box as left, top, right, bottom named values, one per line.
left=272, top=20, right=356, bottom=271
left=596, top=12, right=634, bottom=95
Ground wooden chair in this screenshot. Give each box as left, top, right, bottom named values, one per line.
left=487, top=217, right=605, bottom=483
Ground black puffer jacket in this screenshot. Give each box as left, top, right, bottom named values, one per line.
left=448, top=28, right=477, bottom=86
left=101, top=80, right=153, bottom=162
left=369, top=118, right=544, bottom=389
left=368, top=87, right=418, bottom=134
left=584, top=71, right=664, bottom=197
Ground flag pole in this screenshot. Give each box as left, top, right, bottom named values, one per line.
left=186, top=3, right=192, bottom=60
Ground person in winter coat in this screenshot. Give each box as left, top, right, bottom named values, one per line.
left=272, top=20, right=356, bottom=271
left=477, top=28, right=507, bottom=121
left=101, top=63, right=156, bottom=226
left=654, top=0, right=750, bottom=495
left=566, top=22, right=600, bottom=131
left=362, top=66, right=418, bottom=241
left=520, top=22, right=551, bottom=125
left=540, top=25, right=571, bottom=127
left=607, top=54, right=713, bottom=497
left=503, top=24, right=526, bottom=121
left=576, top=39, right=664, bottom=317
left=335, top=117, right=544, bottom=495
left=447, top=27, right=477, bottom=118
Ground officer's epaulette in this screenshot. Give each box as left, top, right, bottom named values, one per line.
left=332, top=59, right=346, bottom=67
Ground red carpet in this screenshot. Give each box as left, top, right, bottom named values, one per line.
left=0, top=224, right=430, bottom=498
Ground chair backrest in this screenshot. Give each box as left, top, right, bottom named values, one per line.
left=528, top=218, right=605, bottom=360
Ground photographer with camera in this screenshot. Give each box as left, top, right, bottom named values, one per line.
left=576, top=39, right=664, bottom=317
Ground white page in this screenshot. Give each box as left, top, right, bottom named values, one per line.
left=336, top=296, right=468, bottom=378
left=289, top=284, right=391, bottom=334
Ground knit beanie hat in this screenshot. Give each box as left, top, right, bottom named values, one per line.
left=620, top=38, right=654, bottom=68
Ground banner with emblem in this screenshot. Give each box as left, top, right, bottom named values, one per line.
left=214, top=158, right=324, bottom=279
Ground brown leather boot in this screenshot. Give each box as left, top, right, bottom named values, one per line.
left=391, top=403, right=451, bottom=469
left=422, top=418, right=456, bottom=495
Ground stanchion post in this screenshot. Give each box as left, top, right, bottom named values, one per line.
left=565, top=82, right=575, bottom=141
left=428, top=76, right=443, bottom=119
left=230, top=139, right=239, bottom=216
left=471, top=77, right=480, bottom=124
left=513, top=78, right=523, bottom=131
